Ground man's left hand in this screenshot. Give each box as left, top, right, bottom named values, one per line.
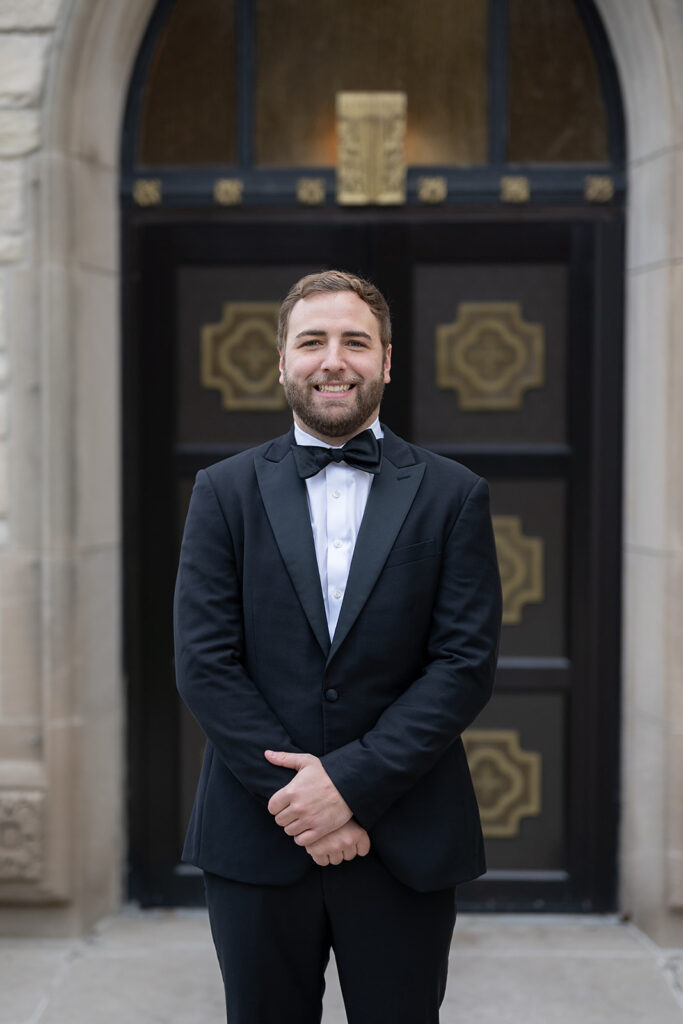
left=265, top=750, right=352, bottom=845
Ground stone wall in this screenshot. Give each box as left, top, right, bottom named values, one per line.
left=0, top=0, right=74, bottom=930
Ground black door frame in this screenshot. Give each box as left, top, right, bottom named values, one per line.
left=123, top=204, right=623, bottom=911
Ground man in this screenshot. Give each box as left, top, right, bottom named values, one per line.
left=174, top=270, right=502, bottom=1023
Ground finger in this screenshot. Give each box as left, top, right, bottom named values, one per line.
left=329, top=851, right=343, bottom=866
left=274, top=808, right=298, bottom=827
left=264, top=750, right=309, bottom=771
left=310, top=852, right=329, bottom=866
left=357, top=834, right=371, bottom=857
left=267, top=790, right=290, bottom=816
left=284, top=820, right=308, bottom=837
left=293, top=827, right=324, bottom=847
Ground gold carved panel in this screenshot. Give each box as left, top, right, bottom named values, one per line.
left=436, top=301, right=545, bottom=411
left=418, top=176, right=447, bottom=204
left=492, top=515, right=544, bottom=625
left=133, top=178, right=162, bottom=206
left=0, top=790, right=44, bottom=882
left=336, top=91, right=406, bottom=205
left=214, top=178, right=244, bottom=205
left=297, top=177, right=326, bottom=205
left=584, top=175, right=614, bottom=203
left=501, top=175, right=530, bottom=203
left=201, top=302, right=286, bottom=412
left=463, top=730, right=541, bottom=838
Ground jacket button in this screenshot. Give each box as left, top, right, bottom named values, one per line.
left=325, top=688, right=339, bottom=702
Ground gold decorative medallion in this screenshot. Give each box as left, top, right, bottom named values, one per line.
left=584, top=175, right=614, bottom=203
left=0, top=790, right=44, bottom=881
left=501, top=175, right=530, bottom=203
left=336, top=91, right=406, bottom=205
left=463, top=730, right=541, bottom=837
left=214, top=178, right=244, bottom=205
left=297, top=177, right=326, bottom=205
left=436, top=301, right=545, bottom=411
left=201, top=302, right=285, bottom=411
left=418, top=176, right=447, bottom=204
left=133, top=178, right=162, bottom=206
left=492, top=515, right=544, bottom=625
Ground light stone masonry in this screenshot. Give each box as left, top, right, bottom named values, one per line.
left=0, top=0, right=63, bottom=30
left=0, top=160, right=24, bottom=233
left=0, top=109, right=40, bottom=155
left=0, top=34, right=50, bottom=106
left=0, top=234, right=23, bottom=262
left=0, top=441, right=6, bottom=517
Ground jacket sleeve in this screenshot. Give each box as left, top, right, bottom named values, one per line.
left=174, top=468, right=300, bottom=803
left=321, top=477, right=502, bottom=829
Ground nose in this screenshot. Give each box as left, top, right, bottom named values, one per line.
left=319, top=339, right=347, bottom=373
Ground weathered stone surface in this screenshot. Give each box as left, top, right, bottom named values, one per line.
left=0, top=161, right=24, bottom=233
left=0, top=275, right=5, bottom=349
left=0, top=234, right=23, bottom=263
left=0, top=438, right=7, bottom=516
left=0, top=35, right=50, bottom=106
left=0, top=0, right=62, bottom=29
left=0, top=109, right=40, bottom=155
left=0, top=393, right=7, bottom=438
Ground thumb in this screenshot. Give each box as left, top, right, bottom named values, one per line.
left=264, top=750, right=310, bottom=770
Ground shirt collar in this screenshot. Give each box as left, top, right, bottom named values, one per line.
left=293, top=418, right=383, bottom=450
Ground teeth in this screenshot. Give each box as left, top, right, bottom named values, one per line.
left=317, top=384, right=353, bottom=392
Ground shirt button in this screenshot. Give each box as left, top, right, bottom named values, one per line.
left=325, top=688, right=339, bottom=702
left=332, top=489, right=341, bottom=499
left=333, top=539, right=343, bottom=549
left=332, top=589, right=342, bottom=600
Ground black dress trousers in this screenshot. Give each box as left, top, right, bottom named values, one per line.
left=204, top=852, right=456, bottom=1024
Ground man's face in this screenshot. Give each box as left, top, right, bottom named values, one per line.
left=279, top=290, right=391, bottom=445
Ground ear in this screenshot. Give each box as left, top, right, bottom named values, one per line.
left=278, top=348, right=285, bottom=385
left=383, top=343, right=392, bottom=383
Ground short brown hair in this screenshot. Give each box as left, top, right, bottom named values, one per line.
left=277, top=270, right=391, bottom=352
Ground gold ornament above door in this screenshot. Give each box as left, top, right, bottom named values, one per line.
left=336, top=92, right=407, bottom=205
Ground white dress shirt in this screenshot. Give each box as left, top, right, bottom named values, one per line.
left=293, top=419, right=383, bottom=640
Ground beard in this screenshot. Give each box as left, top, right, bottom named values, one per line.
left=281, top=369, right=386, bottom=440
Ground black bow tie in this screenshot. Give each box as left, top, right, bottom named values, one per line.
left=292, top=429, right=382, bottom=479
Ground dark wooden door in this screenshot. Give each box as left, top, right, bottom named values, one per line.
left=124, top=209, right=622, bottom=910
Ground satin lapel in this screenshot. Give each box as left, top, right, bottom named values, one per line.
left=255, top=451, right=330, bottom=657
left=327, top=456, right=426, bottom=665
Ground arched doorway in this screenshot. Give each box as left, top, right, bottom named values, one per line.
left=122, top=0, right=625, bottom=910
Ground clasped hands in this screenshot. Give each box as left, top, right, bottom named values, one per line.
left=265, top=750, right=370, bottom=867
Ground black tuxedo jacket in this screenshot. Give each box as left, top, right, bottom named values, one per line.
left=174, top=426, right=502, bottom=892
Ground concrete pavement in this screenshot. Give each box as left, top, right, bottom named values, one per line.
left=1, top=909, right=682, bottom=1023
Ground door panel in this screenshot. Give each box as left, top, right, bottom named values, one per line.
left=412, top=264, right=568, bottom=445
left=125, top=212, right=622, bottom=911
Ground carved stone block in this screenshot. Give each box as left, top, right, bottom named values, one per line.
left=0, top=790, right=44, bottom=882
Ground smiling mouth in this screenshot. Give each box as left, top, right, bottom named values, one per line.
left=314, top=384, right=356, bottom=393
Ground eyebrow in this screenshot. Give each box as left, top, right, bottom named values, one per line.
left=294, top=329, right=373, bottom=340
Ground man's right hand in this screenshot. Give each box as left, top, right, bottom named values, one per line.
left=305, top=820, right=371, bottom=867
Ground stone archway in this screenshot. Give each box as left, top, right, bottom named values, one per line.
left=1, top=0, right=679, bottom=938
left=595, top=0, right=683, bottom=945
left=0, top=0, right=155, bottom=935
